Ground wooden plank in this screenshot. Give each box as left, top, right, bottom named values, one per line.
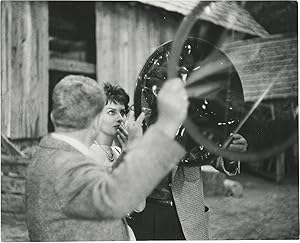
left=96, top=1, right=153, bottom=101
left=94, top=2, right=181, bottom=101
left=95, top=2, right=114, bottom=85
left=1, top=2, right=49, bottom=139
left=1, top=154, right=29, bottom=178
left=117, top=3, right=130, bottom=95
left=50, top=51, right=87, bottom=62
left=1, top=193, right=25, bottom=214
left=127, top=3, right=138, bottom=101
left=49, top=37, right=88, bottom=52
left=111, top=3, right=120, bottom=85
left=1, top=135, right=26, bottom=157
left=1, top=2, right=12, bottom=137
left=1, top=154, right=30, bottom=165
left=49, top=58, right=96, bottom=74
left=1, top=212, right=29, bottom=242
left=134, top=6, right=151, bottom=89
left=1, top=176, right=25, bottom=194
left=1, top=165, right=28, bottom=178
left=1, top=212, right=26, bottom=224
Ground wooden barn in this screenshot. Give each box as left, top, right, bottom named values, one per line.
left=1, top=1, right=297, bottom=241
left=1, top=1, right=269, bottom=140
left=222, top=34, right=298, bottom=182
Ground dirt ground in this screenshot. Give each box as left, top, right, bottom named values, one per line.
left=206, top=172, right=299, bottom=240
left=1, top=172, right=299, bottom=241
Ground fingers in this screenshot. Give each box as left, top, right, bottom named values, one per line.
left=127, top=110, right=135, bottom=122
left=117, top=129, right=127, bottom=142
left=229, top=143, right=247, bottom=152
left=118, top=124, right=128, bottom=138
left=116, top=134, right=126, bottom=149
left=231, top=134, right=247, bottom=144
left=126, top=110, right=145, bottom=126
left=229, top=133, right=248, bottom=152
left=116, top=124, right=128, bottom=150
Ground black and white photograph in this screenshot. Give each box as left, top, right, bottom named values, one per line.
left=1, top=0, right=298, bottom=241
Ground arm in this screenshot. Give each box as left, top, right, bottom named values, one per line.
left=56, top=126, right=185, bottom=219
left=56, top=78, right=188, bottom=220
left=210, top=133, right=247, bottom=176
left=211, top=157, right=240, bottom=176
left=179, top=134, right=247, bottom=176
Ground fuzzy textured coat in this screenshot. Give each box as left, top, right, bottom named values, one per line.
left=25, top=126, right=185, bottom=241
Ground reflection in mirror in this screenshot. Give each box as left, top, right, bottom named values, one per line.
left=134, top=37, right=245, bottom=165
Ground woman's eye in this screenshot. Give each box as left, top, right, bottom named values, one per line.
left=108, top=110, right=115, bottom=115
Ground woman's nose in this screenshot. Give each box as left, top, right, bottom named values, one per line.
left=116, top=113, right=125, bottom=122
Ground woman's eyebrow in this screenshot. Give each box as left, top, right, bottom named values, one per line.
left=106, top=107, right=116, bottom=111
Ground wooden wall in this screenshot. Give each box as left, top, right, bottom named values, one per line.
left=95, top=2, right=182, bottom=100
left=1, top=2, right=49, bottom=139
left=1, top=154, right=30, bottom=241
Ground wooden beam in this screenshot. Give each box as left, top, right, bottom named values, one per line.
left=1, top=135, right=26, bottom=157
left=1, top=176, right=25, bottom=194
left=49, top=58, right=96, bottom=75
left=1, top=2, right=49, bottom=138
left=1, top=194, right=25, bottom=214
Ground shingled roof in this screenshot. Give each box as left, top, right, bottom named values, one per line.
left=136, top=0, right=270, bottom=38
left=221, top=34, right=298, bottom=102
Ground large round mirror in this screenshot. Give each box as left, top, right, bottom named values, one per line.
left=134, top=37, right=245, bottom=165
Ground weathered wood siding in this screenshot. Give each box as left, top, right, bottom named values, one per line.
left=1, top=155, right=30, bottom=241
left=1, top=1, right=49, bottom=139
left=222, top=34, right=298, bottom=102
left=95, top=2, right=181, bottom=100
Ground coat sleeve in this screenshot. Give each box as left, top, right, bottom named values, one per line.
left=55, top=125, right=185, bottom=219
left=209, top=157, right=240, bottom=176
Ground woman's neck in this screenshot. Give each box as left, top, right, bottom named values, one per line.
left=95, top=132, right=114, bottom=146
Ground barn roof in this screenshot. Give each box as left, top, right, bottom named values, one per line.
left=221, top=34, right=298, bottom=102
left=136, top=0, right=270, bottom=38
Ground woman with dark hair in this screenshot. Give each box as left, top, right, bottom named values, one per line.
left=89, top=82, right=145, bottom=240
left=90, top=82, right=130, bottom=169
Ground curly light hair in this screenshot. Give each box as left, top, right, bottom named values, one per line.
left=51, top=75, right=105, bottom=129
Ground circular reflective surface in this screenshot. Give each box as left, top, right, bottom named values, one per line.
left=134, top=37, right=245, bottom=165
left=166, top=1, right=297, bottom=162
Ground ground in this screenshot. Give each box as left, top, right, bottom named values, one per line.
left=207, top=172, right=299, bottom=240
left=1, top=173, right=299, bottom=241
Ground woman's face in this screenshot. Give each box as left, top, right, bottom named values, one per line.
left=99, top=101, right=127, bottom=137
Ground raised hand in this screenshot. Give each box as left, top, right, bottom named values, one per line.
left=124, top=110, right=145, bottom=147
left=115, top=123, right=129, bottom=150
left=156, top=78, right=189, bottom=138
left=228, top=133, right=248, bottom=152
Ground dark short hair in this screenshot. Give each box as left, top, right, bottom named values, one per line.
left=104, top=82, right=130, bottom=113
left=51, top=75, right=105, bottom=129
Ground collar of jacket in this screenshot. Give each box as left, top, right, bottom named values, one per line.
left=39, top=135, right=86, bottom=155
